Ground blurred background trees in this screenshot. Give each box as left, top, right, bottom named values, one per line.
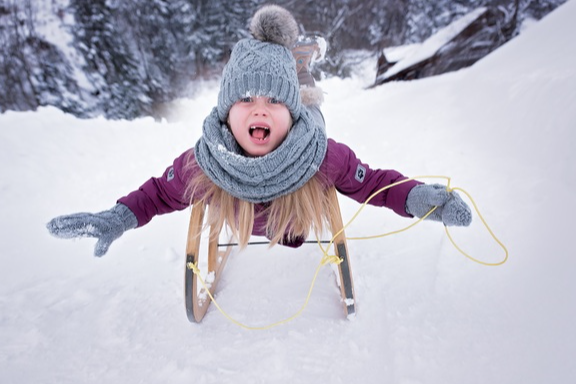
left=0, top=0, right=566, bottom=120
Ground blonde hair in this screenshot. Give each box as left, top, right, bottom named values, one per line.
left=184, top=155, right=336, bottom=248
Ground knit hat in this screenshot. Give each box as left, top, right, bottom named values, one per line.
left=216, top=5, right=301, bottom=122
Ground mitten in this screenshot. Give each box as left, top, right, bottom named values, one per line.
left=46, top=203, right=138, bottom=256
left=406, top=184, right=472, bottom=226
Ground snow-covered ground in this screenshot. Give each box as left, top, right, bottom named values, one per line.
left=1, top=1, right=575, bottom=383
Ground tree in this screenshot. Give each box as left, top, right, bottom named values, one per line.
left=1, top=0, right=569, bottom=119
left=70, top=0, right=149, bottom=119
left=0, top=0, right=83, bottom=114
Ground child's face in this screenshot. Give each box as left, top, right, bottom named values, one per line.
left=228, top=96, right=292, bottom=157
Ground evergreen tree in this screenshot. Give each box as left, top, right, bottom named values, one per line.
left=1, top=0, right=569, bottom=119
left=0, top=0, right=83, bottom=115
left=70, top=0, right=148, bottom=119
left=0, top=0, right=38, bottom=112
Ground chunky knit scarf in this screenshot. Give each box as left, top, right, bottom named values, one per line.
left=194, top=107, right=327, bottom=203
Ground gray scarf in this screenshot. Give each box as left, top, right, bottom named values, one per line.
left=194, top=107, right=327, bottom=203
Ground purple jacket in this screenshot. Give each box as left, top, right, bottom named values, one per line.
left=118, top=138, right=419, bottom=244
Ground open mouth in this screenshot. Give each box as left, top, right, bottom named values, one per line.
left=249, top=126, right=270, bottom=141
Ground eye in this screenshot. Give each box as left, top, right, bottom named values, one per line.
left=239, top=96, right=253, bottom=103
left=268, top=97, right=282, bottom=105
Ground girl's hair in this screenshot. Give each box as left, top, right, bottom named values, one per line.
left=183, top=154, right=336, bottom=248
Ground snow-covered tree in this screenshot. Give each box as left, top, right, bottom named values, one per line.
left=0, top=0, right=83, bottom=115
left=0, top=0, right=569, bottom=119
left=70, top=0, right=149, bottom=119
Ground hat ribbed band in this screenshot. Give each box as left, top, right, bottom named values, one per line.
left=217, top=73, right=301, bottom=121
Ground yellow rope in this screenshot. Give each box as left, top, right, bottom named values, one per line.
left=342, top=176, right=508, bottom=266
left=189, top=175, right=508, bottom=329
left=443, top=186, right=508, bottom=266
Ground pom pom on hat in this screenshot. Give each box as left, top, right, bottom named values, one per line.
left=250, top=5, right=299, bottom=47
left=217, top=5, right=301, bottom=122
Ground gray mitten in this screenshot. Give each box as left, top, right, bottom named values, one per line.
left=46, top=203, right=138, bottom=256
left=406, top=184, right=472, bottom=226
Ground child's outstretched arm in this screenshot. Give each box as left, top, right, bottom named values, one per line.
left=321, top=140, right=472, bottom=227
left=47, top=149, right=194, bottom=256
left=46, top=203, right=137, bottom=257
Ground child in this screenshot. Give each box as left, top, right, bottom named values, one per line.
left=47, top=5, right=471, bottom=257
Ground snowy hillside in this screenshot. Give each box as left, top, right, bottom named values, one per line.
left=1, top=1, right=575, bottom=383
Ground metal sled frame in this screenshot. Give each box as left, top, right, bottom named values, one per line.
left=184, top=187, right=356, bottom=323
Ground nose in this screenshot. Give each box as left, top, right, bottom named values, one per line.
left=251, top=97, right=269, bottom=116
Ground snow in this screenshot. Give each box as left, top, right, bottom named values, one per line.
left=383, top=43, right=422, bottom=63
left=1, top=1, right=576, bottom=383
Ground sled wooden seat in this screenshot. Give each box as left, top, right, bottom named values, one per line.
left=184, top=187, right=356, bottom=323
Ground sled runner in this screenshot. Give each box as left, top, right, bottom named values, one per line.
left=326, top=187, right=357, bottom=319
left=184, top=187, right=356, bottom=323
left=184, top=201, right=233, bottom=323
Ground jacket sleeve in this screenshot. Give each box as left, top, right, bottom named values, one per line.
left=117, top=149, right=196, bottom=227
left=320, top=139, right=422, bottom=217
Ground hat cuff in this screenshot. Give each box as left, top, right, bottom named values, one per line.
left=218, top=72, right=301, bottom=121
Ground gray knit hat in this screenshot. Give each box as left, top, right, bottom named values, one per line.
left=217, top=5, right=301, bottom=122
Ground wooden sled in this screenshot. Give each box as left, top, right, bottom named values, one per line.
left=184, top=187, right=356, bottom=323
